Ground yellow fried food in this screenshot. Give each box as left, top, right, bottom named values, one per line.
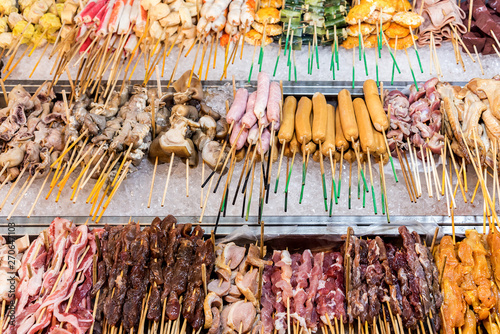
left=341, top=35, right=360, bottom=49
left=12, top=20, right=34, bottom=44
left=384, top=22, right=409, bottom=38
left=260, top=0, right=282, bottom=9
left=255, top=7, right=280, bottom=24
left=39, top=13, right=62, bottom=34
left=251, top=21, right=283, bottom=36
left=364, top=9, right=393, bottom=24
left=0, top=0, right=17, bottom=15
left=382, top=20, right=391, bottom=30
left=392, top=11, right=425, bottom=29
left=31, top=25, right=48, bottom=46
left=346, top=3, right=375, bottom=25
left=346, top=22, right=375, bottom=36
left=244, top=29, right=273, bottom=46
left=388, top=34, right=417, bottom=49
left=364, top=34, right=385, bottom=48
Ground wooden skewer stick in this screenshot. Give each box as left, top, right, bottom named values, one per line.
left=394, top=145, right=414, bottom=202
left=473, top=45, right=484, bottom=75
left=0, top=165, right=27, bottom=211
left=427, top=146, right=442, bottom=201
left=446, top=138, right=467, bottom=203
left=148, top=156, right=159, bottom=208
left=161, top=153, right=175, bottom=207
left=8, top=170, right=39, bottom=220
left=274, top=140, right=286, bottom=193
left=0, top=162, right=10, bottom=178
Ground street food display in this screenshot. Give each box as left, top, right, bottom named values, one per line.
left=7, top=218, right=500, bottom=333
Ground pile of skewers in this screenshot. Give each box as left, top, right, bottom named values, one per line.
left=90, top=216, right=215, bottom=334
left=0, top=0, right=498, bottom=86
left=204, top=242, right=270, bottom=334
left=4, top=217, right=99, bottom=334
left=1, top=73, right=500, bottom=223
left=345, top=226, right=442, bottom=334
left=2, top=218, right=464, bottom=334
left=436, top=227, right=500, bottom=333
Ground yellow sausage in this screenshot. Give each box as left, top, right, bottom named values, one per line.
left=344, top=149, right=356, bottom=163
left=312, top=92, right=328, bottom=144
left=294, top=97, right=313, bottom=144
left=289, top=133, right=300, bottom=154
left=373, top=130, right=386, bottom=156
left=335, top=106, right=349, bottom=152
left=338, top=89, right=358, bottom=141
left=301, top=141, right=317, bottom=155
left=353, top=98, right=376, bottom=154
left=278, top=96, right=296, bottom=143
left=363, top=79, right=389, bottom=132
left=321, top=104, right=336, bottom=157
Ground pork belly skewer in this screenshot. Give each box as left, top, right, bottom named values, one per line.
left=5, top=218, right=99, bottom=334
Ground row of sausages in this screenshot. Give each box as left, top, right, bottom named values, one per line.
left=224, top=73, right=392, bottom=173
left=272, top=80, right=391, bottom=166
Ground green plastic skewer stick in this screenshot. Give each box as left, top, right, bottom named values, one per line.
left=294, top=62, right=297, bottom=81
left=259, top=48, right=264, bottom=72
left=273, top=43, right=281, bottom=77
left=415, top=48, right=423, bottom=73
left=287, top=44, right=292, bottom=66
left=330, top=44, right=334, bottom=71
left=284, top=163, right=294, bottom=193
left=245, top=193, right=252, bottom=220
left=357, top=179, right=361, bottom=199
left=273, top=55, right=280, bottom=77
left=329, top=178, right=337, bottom=216
left=333, top=178, right=338, bottom=204
left=322, top=173, right=328, bottom=211
left=284, top=191, right=288, bottom=212
left=410, top=67, right=418, bottom=90
left=221, top=190, right=227, bottom=212
left=389, top=156, right=398, bottom=182
left=288, top=59, right=291, bottom=81
left=378, top=27, right=382, bottom=58
left=329, top=196, right=333, bottom=217
left=358, top=33, right=362, bottom=61
left=315, top=44, right=320, bottom=69
left=258, top=47, right=263, bottom=65
left=352, top=47, right=355, bottom=89
left=362, top=181, right=366, bottom=208
left=371, top=185, right=377, bottom=214
left=391, top=61, right=396, bottom=85
left=385, top=37, right=401, bottom=73
left=376, top=63, right=379, bottom=86
left=248, top=63, right=254, bottom=83
left=360, top=168, right=369, bottom=192
left=348, top=185, right=352, bottom=209
left=363, top=50, right=368, bottom=76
